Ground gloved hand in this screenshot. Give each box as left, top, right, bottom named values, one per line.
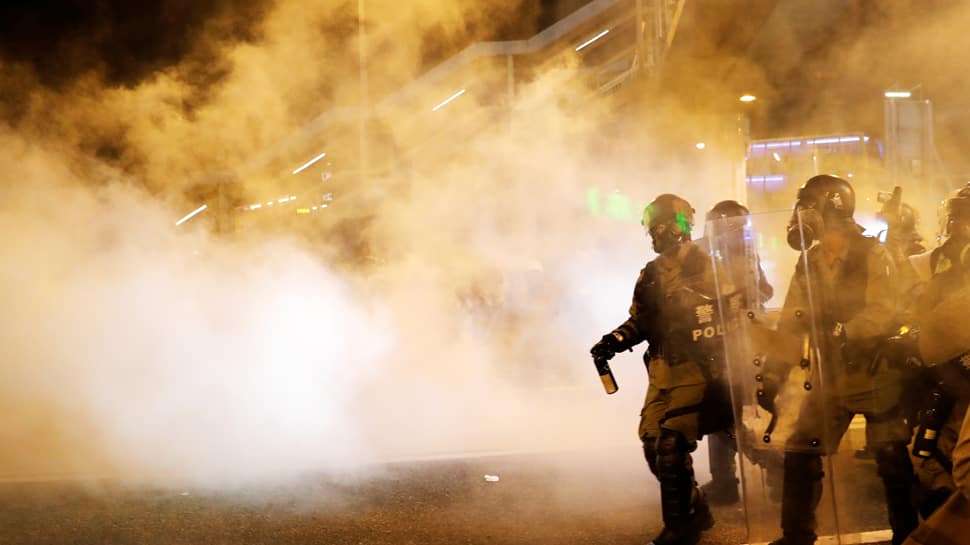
left=591, top=332, right=627, bottom=361
left=756, top=376, right=779, bottom=413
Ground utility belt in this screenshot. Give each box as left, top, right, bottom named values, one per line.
left=647, top=346, right=724, bottom=376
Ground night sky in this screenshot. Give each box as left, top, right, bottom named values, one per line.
left=0, top=0, right=966, bottom=177
left=0, top=1, right=574, bottom=89
left=0, top=0, right=267, bottom=88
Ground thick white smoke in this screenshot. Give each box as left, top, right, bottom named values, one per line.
left=0, top=0, right=742, bottom=486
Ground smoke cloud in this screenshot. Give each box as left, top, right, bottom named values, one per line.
left=1, top=0, right=967, bottom=490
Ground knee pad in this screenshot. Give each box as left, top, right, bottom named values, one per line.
left=874, top=442, right=914, bottom=481
left=641, top=435, right=659, bottom=477
left=656, top=429, right=689, bottom=476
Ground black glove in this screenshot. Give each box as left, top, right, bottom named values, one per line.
left=591, top=332, right=627, bottom=361
left=756, top=375, right=779, bottom=413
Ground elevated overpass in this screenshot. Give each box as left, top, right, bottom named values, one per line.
left=242, top=0, right=690, bottom=182
left=190, top=0, right=795, bottom=233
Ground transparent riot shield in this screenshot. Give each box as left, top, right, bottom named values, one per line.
left=706, top=210, right=896, bottom=545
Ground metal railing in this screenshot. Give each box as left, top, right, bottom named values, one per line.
left=233, top=0, right=687, bottom=183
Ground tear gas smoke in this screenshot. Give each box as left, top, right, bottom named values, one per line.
left=1, top=0, right=967, bottom=490
left=0, top=0, right=715, bottom=486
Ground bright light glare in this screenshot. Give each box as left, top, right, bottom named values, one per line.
left=884, top=91, right=912, bottom=98
left=772, top=152, right=782, bottom=162
left=277, top=197, right=289, bottom=204
left=859, top=216, right=888, bottom=237
left=175, top=204, right=207, bottom=227
left=695, top=142, right=705, bottom=150
left=432, top=89, right=466, bottom=112
left=249, top=204, right=262, bottom=210
left=292, top=152, right=327, bottom=175
left=575, top=29, right=610, bottom=52
left=746, top=175, right=785, bottom=183
left=807, top=136, right=861, bottom=145
left=739, top=94, right=757, bottom=103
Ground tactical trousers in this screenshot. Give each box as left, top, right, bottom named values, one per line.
left=707, top=430, right=738, bottom=485
left=782, top=389, right=918, bottom=545
left=786, top=389, right=912, bottom=454
left=640, top=381, right=708, bottom=444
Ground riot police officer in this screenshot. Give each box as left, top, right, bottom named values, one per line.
left=767, top=175, right=918, bottom=545
left=910, top=182, right=970, bottom=517
left=919, top=182, right=970, bottom=328
left=591, top=194, right=724, bottom=545
left=700, top=200, right=774, bottom=505
left=855, top=188, right=928, bottom=461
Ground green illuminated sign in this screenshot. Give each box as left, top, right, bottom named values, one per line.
left=587, top=187, right=644, bottom=223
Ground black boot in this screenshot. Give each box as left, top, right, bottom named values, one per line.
left=701, top=431, right=740, bottom=505
left=768, top=451, right=823, bottom=545
left=649, top=431, right=705, bottom=545
left=874, top=442, right=919, bottom=545
left=691, top=488, right=715, bottom=530
left=650, top=474, right=703, bottom=545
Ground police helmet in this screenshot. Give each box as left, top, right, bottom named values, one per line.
left=786, top=175, right=856, bottom=250
left=642, top=194, right=694, bottom=253
left=706, top=199, right=750, bottom=222
left=939, top=182, right=970, bottom=244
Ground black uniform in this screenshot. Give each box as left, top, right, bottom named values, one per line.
left=592, top=194, right=727, bottom=545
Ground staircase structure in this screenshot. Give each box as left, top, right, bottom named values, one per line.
left=234, top=0, right=688, bottom=196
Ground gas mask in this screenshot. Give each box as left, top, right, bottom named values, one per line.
left=787, top=206, right=825, bottom=251
left=939, top=185, right=970, bottom=246
left=786, top=175, right=856, bottom=251
left=649, top=222, right=686, bottom=254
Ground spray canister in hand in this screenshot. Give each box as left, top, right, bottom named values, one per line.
left=913, top=387, right=951, bottom=459
left=595, top=357, right=618, bottom=394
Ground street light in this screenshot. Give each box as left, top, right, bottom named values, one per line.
left=432, top=89, right=466, bottom=112
left=175, top=204, right=207, bottom=227
left=739, top=94, right=757, bottom=103
left=884, top=91, right=912, bottom=99
left=576, top=29, right=610, bottom=52
left=292, top=152, right=327, bottom=175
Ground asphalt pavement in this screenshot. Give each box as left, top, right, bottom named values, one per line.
left=0, top=448, right=754, bottom=545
